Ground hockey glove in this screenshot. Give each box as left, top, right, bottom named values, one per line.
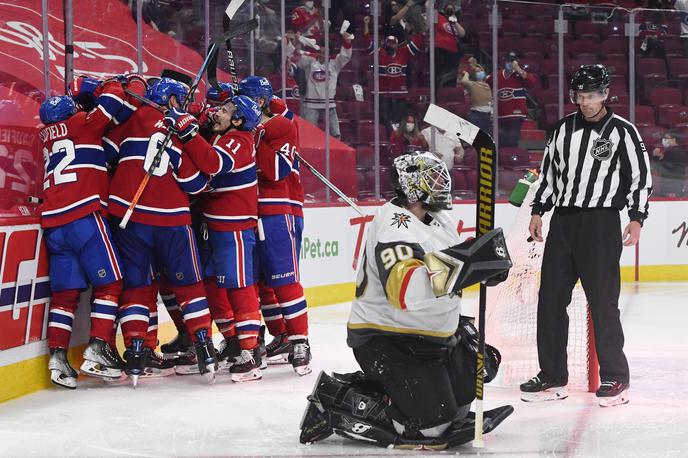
left=423, top=227, right=512, bottom=297
left=164, top=107, right=199, bottom=142
left=68, top=76, right=101, bottom=110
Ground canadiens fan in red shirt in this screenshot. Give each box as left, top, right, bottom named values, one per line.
left=364, top=15, right=423, bottom=129
left=485, top=51, right=536, bottom=148
left=434, top=2, right=466, bottom=88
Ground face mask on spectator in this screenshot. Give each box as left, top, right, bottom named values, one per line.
left=505, top=62, right=513, bottom=72
left=406, top=122, right=415, bottom=132
left=662, top=138, right=672, bottom=148
left=305, top=1, right=314, bottom=9
left=475, top=71, right=486, bottom=81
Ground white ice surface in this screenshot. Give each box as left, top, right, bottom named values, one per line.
left=0, top=283, right=687, bottom=457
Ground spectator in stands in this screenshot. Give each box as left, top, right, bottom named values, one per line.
left=638, top=11, right=668, bottom=58
left=390, top=113, right=429, bottom=156
left=364, top=16, right=423, bottom=130
left=435, top=2, right=466, bottom=88
left=127, top=0, right=173, bottom=37
left=651, top=130, right=687, bottom=196
left=420, top=124, right=465, bottom=170
left=676, top=0, right=688, bottom=57
left=291, top=0, right=323, bottom=41
left=383, top=0, right=426, bottom=43
left=486, top=51, right=536, bottom=148
left=256, top=0, right=282, bottom=70
left=293, top=32, right=354, bottom=138
left=457, top=57, right=493, bottom=136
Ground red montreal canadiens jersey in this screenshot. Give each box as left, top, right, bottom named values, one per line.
left=40, top=83, right=126, bottom=228
left=185, top=130, right=257, bottom=231
left=435, top=14, right=461, bottom=53
left=269, top=97, right=304, bottom=217
left=367, top=35, right=422, bottom=96
left=256, top=114, right=296, bottom=216
left=486, top=70, right=536, bottom=119
left=291, top=5, right=322, bottom=40
left=104, top=106, right=208, bottom=226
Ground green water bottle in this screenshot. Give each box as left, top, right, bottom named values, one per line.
left=508, top=169, right=539, bottom=207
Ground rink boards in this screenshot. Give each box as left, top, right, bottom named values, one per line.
left=1, top=199, right=687, bottom=402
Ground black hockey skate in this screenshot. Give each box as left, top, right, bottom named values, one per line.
left=48, top=348, right=78, bottom=390
left=258, top=325, right=268, bottom=369
left=229, top=347, right=263, bottom=382
left=596, top=381, right=629, bottom=407
left=194, top=329, right=217, bottom=383
left=80, top=337, right=123, bottom=380
left=290, top=339, right=312, bottom=376
left=160, top=328, right=192, bottom=359
left=123, top=338, right=149, bottom=387
left=141, top=351, right=176, bottom=378
left=520, top=375, right=568, bottom=402
left=265, top=333, right=292, bottom=365
left=216, top=335, right=241, bottom=370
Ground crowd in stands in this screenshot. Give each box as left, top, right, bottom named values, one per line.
left=82, top=1, right=688, bottom=199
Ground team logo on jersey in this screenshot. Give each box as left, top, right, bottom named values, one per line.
left=312, top=69, right=328, bottom=82
left=591, top=138, right=614, bottom=161
left=391, top=213, right=411, bottom=229
left=98, top=268, right=106, bottom=278
left=386, top=64, right=404, bottom=76
left=497, top=88, right=515, bottom=100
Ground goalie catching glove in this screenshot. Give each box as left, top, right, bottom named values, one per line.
left=423, top=227, right=512, bottom=297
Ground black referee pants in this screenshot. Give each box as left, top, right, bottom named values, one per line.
left=537, top=207, right=629, bottom=385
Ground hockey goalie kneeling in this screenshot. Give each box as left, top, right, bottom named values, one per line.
left=299, top=151, right=514, bottom=449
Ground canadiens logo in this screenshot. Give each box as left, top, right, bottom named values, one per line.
left=312, top=69, right=328, bottom=82
left=497, top=88, right=515, bottom=100
left=590, top=138, right=614, bottom=161
left=386, top=64, right=403, bottom=75
left=391, top=213, right=411, bottom=229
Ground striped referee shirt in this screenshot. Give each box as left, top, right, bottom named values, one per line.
left=531, top=108, right=652, bottom=224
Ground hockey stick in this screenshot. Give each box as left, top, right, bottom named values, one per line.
left=118, top=42, right=220, bottom=229
left=222, top=0, right=252, bottom=93
left=207, top=17, right=258, bottom=91
left=297, top=153, right=366, bottom=217
left=424, top=104, right=496, bottom=448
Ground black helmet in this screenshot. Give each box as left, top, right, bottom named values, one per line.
left=570, top=64, right=610, bottom=92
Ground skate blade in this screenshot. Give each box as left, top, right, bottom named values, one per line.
left=266, top=354, right=290, bottom=365
left=131, top=374, right=139, bottom=388
left=294, top=364, right=313, bottom=376
left=598, top=390, right=629, bottom=407
left=174, top=365, right=201, bottom=375
left=231, top=368, right=262, bottom=383
left=80, top=360, right=122, bottom=379
left=160, top=350, right=191, bottom=361
left=392, top=442, right=448, bottom=451
left=50, top=370, right=77, bottom=390
left=140, top=367, right=176, bottom=378
left=521, top=387, right=568, bottom=402
left=201, top=365, right=216, bottom=384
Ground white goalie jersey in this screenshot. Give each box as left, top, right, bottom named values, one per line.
left=347, top=200, right=463, bottom=348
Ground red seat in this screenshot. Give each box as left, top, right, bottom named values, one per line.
left=437, top=87, right=465, bottom=103
left=350, top=101, right=374, bottom=120
left=601, top=36, right=627, bottom=55
left=568, top=40, right=598, bottom=58
left=499, top=147, right=530, bottom=168
left=648, top=87, right=683, bottom=108
left=641, top=74, right=667, bottom=96
left=356, top=121, right=386, bottom=145
left=637, top=58, right=667, bottom=76
left=634, top=105, right=656, bottom=126
left=668, top=58, right=688, bottom=78
left=575, top=22, right=601, bottom=38
left=658, top=105, right=688, bottom=127
left=639, top=126, right=665, bottom=148
left=356, top=146, right=375, bottom=168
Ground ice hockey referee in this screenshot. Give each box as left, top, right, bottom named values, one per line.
left=522, top=64, right=652, bottom=408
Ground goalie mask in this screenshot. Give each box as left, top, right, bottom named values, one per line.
left=391, top=151, right=452, bottom=211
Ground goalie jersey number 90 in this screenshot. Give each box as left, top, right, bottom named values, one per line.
left=355, top=242, right=425, bottom=300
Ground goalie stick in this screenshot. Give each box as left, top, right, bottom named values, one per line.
left=423, top=104, right=497, bottom=448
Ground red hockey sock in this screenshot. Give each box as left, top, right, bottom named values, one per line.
left=119, top=285, right=155, bottom=348
left=228, top=286, right=261, bottom=350
left=273, top=282, right=308, bottom=340
left=205, top=277, right=235, bottom=340
left=259, top=282, right=287, bottom=336
left=159, top=276, right=185, bottom=333
left=47, top=289, right=80, bottom=349
left=174, top=282, right=212, bottom=342
left=90, top=280, right=122, bottom=343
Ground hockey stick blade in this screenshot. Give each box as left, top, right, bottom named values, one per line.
left=220, top=18, right=258, bottom=42
left=225, top=0, right=248, bottom=21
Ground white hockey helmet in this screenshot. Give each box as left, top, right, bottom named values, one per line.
left=391, top=151, right=452, bottom=211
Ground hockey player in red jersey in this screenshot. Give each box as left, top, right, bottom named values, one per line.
left=104, top=75, right=220, bottom=385
left=258, top=96, right=306, bottom=365
left=239, top=76, right=312, bottom=376
left=39, top=76, right=140, bottom=389
left=166, top=94, right=265, bottom=381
